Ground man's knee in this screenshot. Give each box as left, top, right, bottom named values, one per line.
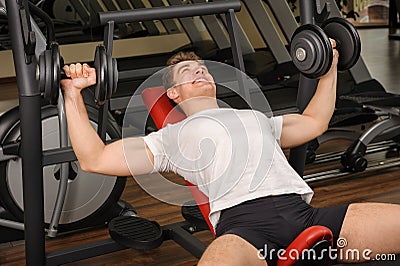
left=338, top=202, right=400, bottom=262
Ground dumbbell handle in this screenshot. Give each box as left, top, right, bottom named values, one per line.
left=60, top=71, right=67, bottom=80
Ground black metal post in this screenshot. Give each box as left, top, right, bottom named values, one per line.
left=6, top=0, right=45, bottom=265
left=225, top=9, right=251, bottom=105
left=288, top=1, right=320, bottom=177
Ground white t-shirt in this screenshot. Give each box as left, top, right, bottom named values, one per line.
left=143, top=108, right=313, bottom=230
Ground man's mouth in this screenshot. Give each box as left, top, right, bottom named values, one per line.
left=192, top=78, right=210, bottom=84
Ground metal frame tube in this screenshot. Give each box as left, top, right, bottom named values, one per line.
left=98, top=0, right=241, bottom=24
left=288, top=1, right=319, bottom=176
left=6, top=1, right=45, bottom=264
left=48, top=92, right=70, bottom=237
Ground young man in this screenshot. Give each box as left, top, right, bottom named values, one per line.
left=61, top=45, right=400, bottom=265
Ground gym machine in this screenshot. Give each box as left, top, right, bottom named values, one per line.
left=265, top=0, right=397, bottom=172
left=389, top=0, right=400, bottom=40
left=4, top=1, right=246, bottom=265
left=0, top=0, right=129, bottom=243
left=287, top=0, right=362, bottom=176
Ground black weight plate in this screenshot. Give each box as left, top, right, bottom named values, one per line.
left=44, top=50, right=53, bottom=101
left=106, top=52, right=113, bottom=100
left=108, top=216, right=163, bottom=250
left=290, top=24, right=332, bottom=79
left=38, top=53, right=46, bottom=93
left=94, top=45, right=107, bottom=105
left=100, top=46, right=108, bottom=103
left=112, top=58, right=118, bottom=94
left=321, top=17, right=361, bottom=71
left=50, top=43, right=60, bottom=105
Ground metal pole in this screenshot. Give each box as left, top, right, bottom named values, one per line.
left=288, top=1, right=319, bottom=177
left=6, top=1, right=45, bottom=265
left=98, top=0, right=241, bottom=25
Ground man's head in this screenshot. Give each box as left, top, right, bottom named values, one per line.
left=163, top=52, right=216, bottom=105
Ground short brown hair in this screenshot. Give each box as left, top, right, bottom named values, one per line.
left=162, top=51, right=202, bottom=90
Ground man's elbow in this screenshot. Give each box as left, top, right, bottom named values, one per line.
left=315, top=122, right=329, bottom=137
left=79, top=159, right=100, bottom=173
left=79, top=160, right=91, bottom=173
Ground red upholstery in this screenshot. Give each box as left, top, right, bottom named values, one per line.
left=142, top=87, right=333, bottom=264
left=277, top=225, right=333, bottom=266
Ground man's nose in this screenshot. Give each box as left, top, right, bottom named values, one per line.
left=195, top=67, right=204, bottom=75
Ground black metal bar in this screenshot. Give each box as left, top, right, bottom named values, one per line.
left=46, top=220, right=206, bottom=265
left=164, top=223, right=207, bottom=259
left=299, top=0, right=315, bottom=25
left=6, top=1, right=45, bottom=265
left=42, top=147, right=76, bottom=166
left=98, top=0, right=241, bottom=25
left=46, top=238, right=127, bottom=266
left=288, top=0, right=319, bottom=177
left=42, top=139, right=115, bottom=166
left=225, top=9, right=244, bottom=73
left=225, top=9, right=251, bottom=105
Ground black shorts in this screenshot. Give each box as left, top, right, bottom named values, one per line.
left=215, top=194, right=348, bottom=265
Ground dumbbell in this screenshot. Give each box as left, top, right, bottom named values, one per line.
left=290, top=17, right=361, bottom=79
left=37, top=42, right=118, bottom=105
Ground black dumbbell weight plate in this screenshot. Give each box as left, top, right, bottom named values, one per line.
left=94, top=45, right=107, bottom=105
left=112, top=58, right=118, bottom=94
left=50, top=43, right=61, bottom=105
left=38, top=53, right=46, bottom=94
left=321, top=17, right=361, bottom=71
left=44, top=50, right=54, bottom=103
left=290, top=24, right=332, bottom=79
left=106, top=52, right=113, bottom=100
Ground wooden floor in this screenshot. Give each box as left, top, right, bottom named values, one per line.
left=1, top=28, right=400, bottom=265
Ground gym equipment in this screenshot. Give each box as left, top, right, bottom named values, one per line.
left=290, top=17, right=361, bottom=79
left=288, top=0, right=328, bottom=176
left=0, top=102, right=127, bottom=232
left=341, top=99, right=400, bottom=172
left=240, top=0, right=299, bottom=85
left=389, top=0, right=400, bottom=40
left=37, top=42, right=118, bottom=106
left=286, top=0, right=400, bottom=177
left=4, top=1, right=338, bottom=264
left=284, top=0, right=390, bottom=177
left=0, top=0, right=129, bottom=242
left=5, top=2, right=239, bottom=265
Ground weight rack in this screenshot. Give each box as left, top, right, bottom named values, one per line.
left=5, top=1, right=246, bottom=265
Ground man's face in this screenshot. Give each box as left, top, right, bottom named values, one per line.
left=167, top=60, right=216, bottom=104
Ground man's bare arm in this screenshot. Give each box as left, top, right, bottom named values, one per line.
left=61, top=63, right=154, bottom=176
left=280, top=41, right=338, bottom=149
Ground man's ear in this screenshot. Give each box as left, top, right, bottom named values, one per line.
left=167, top=87, right=178, bottom=101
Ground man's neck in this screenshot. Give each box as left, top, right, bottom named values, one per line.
left=180, top=97, right=219, bottom=116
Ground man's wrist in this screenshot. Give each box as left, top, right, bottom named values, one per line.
left=63, top=88, right=82, bottom=100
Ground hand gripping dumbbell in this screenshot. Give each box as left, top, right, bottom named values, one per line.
left=37, top=42, right=118, bottom=105
left=290, top=17, right=361, bottom=79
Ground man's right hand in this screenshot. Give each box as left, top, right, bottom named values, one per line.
left=60, top=63, right=96, bottom=97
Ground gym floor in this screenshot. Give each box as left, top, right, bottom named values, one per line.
left=1, top=28, right=400, bottom=265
